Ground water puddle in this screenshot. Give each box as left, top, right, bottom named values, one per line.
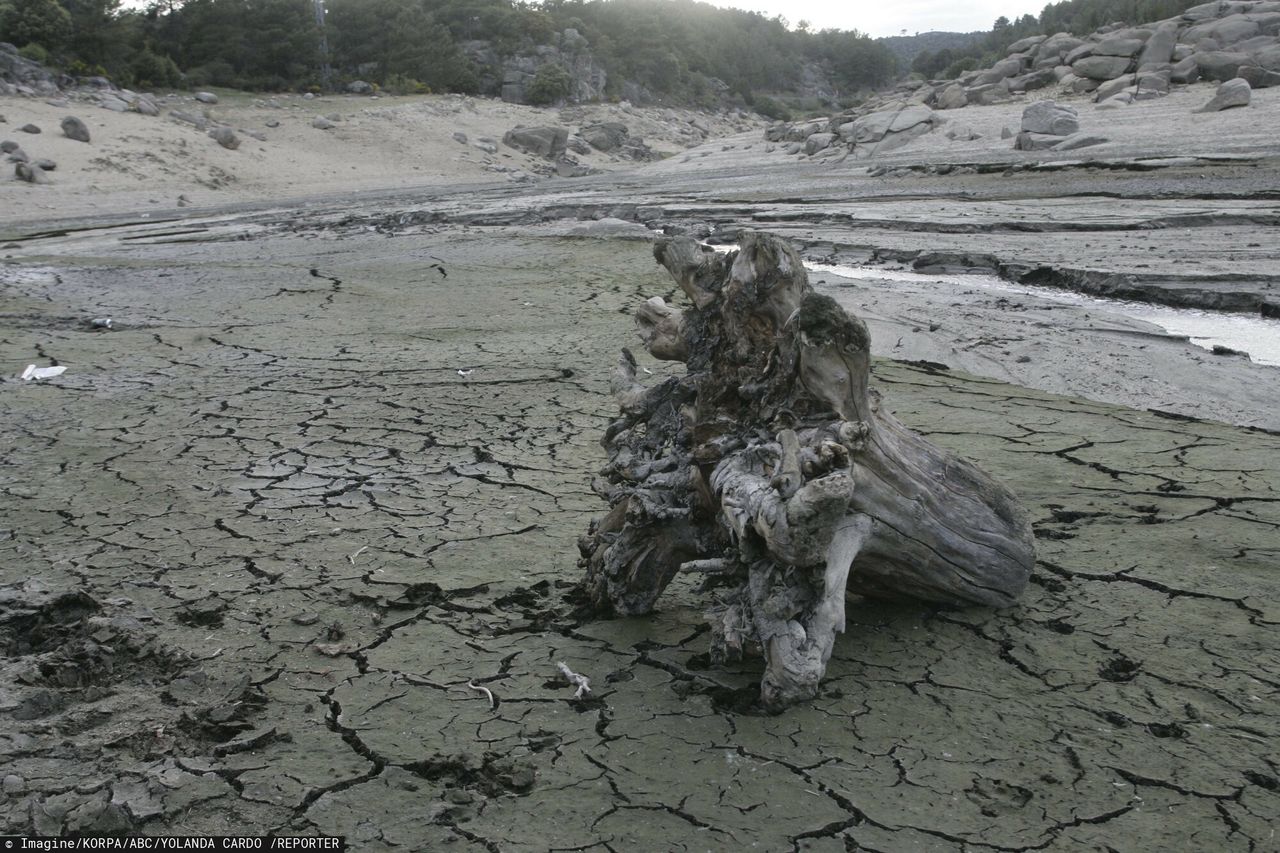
left=811, top=263, right=1280, bottom=367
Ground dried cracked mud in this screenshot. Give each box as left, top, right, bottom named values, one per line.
left=2, top=175, right=1279, bottom=850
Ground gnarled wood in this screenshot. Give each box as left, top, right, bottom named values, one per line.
left=579, top=231, right=1035, bottom=710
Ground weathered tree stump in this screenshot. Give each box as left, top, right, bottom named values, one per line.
left=578, top=232, right=1035, bottom=710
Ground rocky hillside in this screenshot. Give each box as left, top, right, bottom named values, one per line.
left=762, top=0, right=1279, bottom=161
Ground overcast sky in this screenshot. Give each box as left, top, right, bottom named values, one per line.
left=701, top=0, right=1049, bottom=38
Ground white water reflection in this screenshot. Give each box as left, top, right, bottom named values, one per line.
left=811, top=263, right=1280, bottom=367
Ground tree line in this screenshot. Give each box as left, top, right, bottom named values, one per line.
left=0, top=0, right=898, bottom=105
left=909, top=0, right=1203, bottom=79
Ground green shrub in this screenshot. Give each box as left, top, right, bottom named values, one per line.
left=382, top=73, right=428, bottom=95
left=131, top=49, right=182, bottom=89
left=525, top=62, right=571, bottom=105
left=17, top=42, right=48, bottom=65
left=943, top=56, right=979, bottom=79
left=752, top=95, right=792, bottom=122
left=186, top=59, right=236, bottom=89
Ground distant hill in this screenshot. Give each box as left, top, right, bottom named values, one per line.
left=877, top=31, right=986, bottom=64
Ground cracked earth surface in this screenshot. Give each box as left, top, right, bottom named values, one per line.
left=1, top=214, right=1278, bottom=851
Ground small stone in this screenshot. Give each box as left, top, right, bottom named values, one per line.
left=19, top=123, right=40, bottom=134
left=2, top=774, right=24, bottom=794
left=194, top=91, right=218, bottom=104
left=15, top=161, right=48, bottom=183
left=311, top=117, right=335, bottom=130
left=208, top=127, right=240, bottom=149
left=61, top=116, right=91, bottom=143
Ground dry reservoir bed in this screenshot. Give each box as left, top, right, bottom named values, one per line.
left=1, top=225, right=1278, bottom=850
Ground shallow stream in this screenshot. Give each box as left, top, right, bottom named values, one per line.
left=812, top=263, right=1280, bottom=367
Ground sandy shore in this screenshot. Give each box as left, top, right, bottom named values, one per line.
left=2, top=89, right=760, bottom=224
left=2, top=80, right=1279, bottom=846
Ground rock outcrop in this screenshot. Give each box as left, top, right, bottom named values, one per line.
left=502, top=125, right=569, bottom=159
left=912, top=0, right=1280, bottom=111
left=464, top=28, right=608, bottom=105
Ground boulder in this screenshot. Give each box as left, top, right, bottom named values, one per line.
left=934, top=83, right=967, bottom=109
left=945, top=125, right=981, bottom=141
left=1232, top=34, right=1279, bottom=53
left=1013, top=131, right=1063, bottom=150
left=1195, top=77, right=1251, bottom=111
left=1171, top=55, right=1203, bottom=83
left=130, top=95, right=160, bottom=116
left=6, top=145, right=27, bottom=162
left=1008, top=68, right=1057, bottom=91
left=1097, top=92, right=1135, bottom=108
left=1138, top=22, right=1179, bottom=68
left=966, top=82, right=1013, bottom=104
left=98, top=94, right=130, bottom=112
left=171, top=110, right=207, bottom=129
left=208, top=127, right=240, bottom=149
left=847, top=106, right=935, bottom=145
left=15, top=161, right=47, bottom=183
left=1008, top=35, right=1048, bottom=53
left=803, top=132, right=836, bottom=155
left=346, top=81, right=373, bottom=94
left=194, top=91, right=218, bottom=104
left=1034, top=33, right=1087, bottom=68
left=1064, top=43, right=1096, bottom=66
left=311, top=117, right=335, bottom=130
left=1195, top=50, right=1250, bottom=80
left=1073, top=54, right=1134, bottom=80
left=1256, top=43, right=1280, bottom=70
left=579, top=122, right=628, bottom=151
left=1094, top=38, right=1145, bottom=57
left=1182, top=2, right=1228, bottom=22
left=1106, top=26, right=1154, bottom=42
left=1238, top=63, right=1280, bottom=86
left=502, top=125, right=569, bottom=159
left=973, top=56, right=1024, bottom=85
left=1093, top=75, right=1135, bottom=101
left=555, top=156, right=589, bottom=178
left=1052, top=133, right=1108, bottom=150
left=1184, top=15, right=1260, bottom=46
left=60, top=116, right=90, bottom=142
left=1021, top=100, right=1080, bottom=135
left=1135, top=67, right=1172, bottom=98
left=0, top=140, right=17, bottom=153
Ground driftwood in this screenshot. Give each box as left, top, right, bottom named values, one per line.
left=578, top=232, right=1035, bottom=710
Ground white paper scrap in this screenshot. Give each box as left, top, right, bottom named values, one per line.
left=21, top=365, right=67, bottom=381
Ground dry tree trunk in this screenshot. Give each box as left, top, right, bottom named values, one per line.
left=578, top=232, right=1035, bottom=710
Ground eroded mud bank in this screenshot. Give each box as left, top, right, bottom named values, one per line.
left=2, top=223, right=1277, bottom=849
